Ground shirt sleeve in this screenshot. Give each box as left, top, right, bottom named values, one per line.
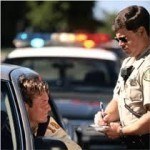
left=113, top=79, right=120, bottom=100
left=45, top=117, right=82, bottom=150
left=142, top=67, right=150, bottom=108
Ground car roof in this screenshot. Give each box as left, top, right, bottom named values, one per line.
left=7, top=46, right=117, bottom=61
left=1, top=63, right=38, bottom=80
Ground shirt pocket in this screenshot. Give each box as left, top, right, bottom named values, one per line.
left=126, top=77, right=142, bottom=102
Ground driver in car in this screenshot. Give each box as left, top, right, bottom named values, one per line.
left=19, top=75, right=82, bottom=150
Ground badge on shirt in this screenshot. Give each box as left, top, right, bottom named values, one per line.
left=129, top=79, right=137, bottom=86
left=143, top=69, right=150, bottom=81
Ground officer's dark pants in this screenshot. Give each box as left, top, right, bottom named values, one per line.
left=121, top=134, right=150, bottom=150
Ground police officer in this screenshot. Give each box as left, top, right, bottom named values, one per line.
left=94, top=5, right=150, bottom=149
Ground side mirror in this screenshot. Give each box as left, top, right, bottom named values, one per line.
left=34, top=136, right=67, bottom=150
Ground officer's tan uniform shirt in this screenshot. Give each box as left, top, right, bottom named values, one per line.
left=113, top=46, right=150, bottom=126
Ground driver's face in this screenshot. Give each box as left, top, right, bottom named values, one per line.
left=27, top=92, right=51, bottom=126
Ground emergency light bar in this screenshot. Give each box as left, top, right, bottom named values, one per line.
left=13, top=32, right=111, bottom=48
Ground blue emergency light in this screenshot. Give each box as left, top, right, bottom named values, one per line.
left=30, top=38, right=45, bottom=48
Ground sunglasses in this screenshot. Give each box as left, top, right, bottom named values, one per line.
left=114, top=37, right=127, bottom=43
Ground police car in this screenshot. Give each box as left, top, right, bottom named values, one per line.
left=3, top=46, right=127, bottom=149
left=1, top=63, right=67, bottom=150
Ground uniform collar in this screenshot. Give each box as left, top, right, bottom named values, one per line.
left=136, top=44, right=150, bottom=60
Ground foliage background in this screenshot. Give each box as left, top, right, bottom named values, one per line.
left=1, top=1, right=117, bottom=48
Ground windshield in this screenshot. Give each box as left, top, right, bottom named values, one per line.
left=6, top=58, right=118, bottom=92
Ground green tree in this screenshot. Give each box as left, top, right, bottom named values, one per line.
left=97, top=12, right=117, bottom=38
left=26, top=1, right=104, bottom=32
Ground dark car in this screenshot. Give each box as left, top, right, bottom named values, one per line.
left=1, top=63, right=67, bottom=150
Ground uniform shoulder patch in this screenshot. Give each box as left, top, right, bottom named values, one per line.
left=143, top=69, right=150, bottom=81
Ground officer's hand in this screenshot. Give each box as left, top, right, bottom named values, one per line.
left=105, top=122, right=121, bottom=139
left=94, top=111, right=108, bottom=126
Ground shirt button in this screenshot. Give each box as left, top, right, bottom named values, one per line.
left=125, top=84, right=128, bottom=88
left=130, top=79, right=137, bottom=86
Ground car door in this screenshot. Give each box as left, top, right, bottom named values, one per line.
left=1, top=79, right=34, bottom=150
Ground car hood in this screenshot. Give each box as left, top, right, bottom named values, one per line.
left=52, top=91, right=113, bottom=120
left=55, top=98, right=100, bottom=119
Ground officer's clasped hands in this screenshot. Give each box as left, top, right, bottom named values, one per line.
left=105, top=122, right=122, bottom=139
left=94, top=111, right=122, bottom=139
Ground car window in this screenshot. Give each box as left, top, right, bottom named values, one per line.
left=1, top=81, right=18, bottom=149
left=6, top=57, right=118, bottom=91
